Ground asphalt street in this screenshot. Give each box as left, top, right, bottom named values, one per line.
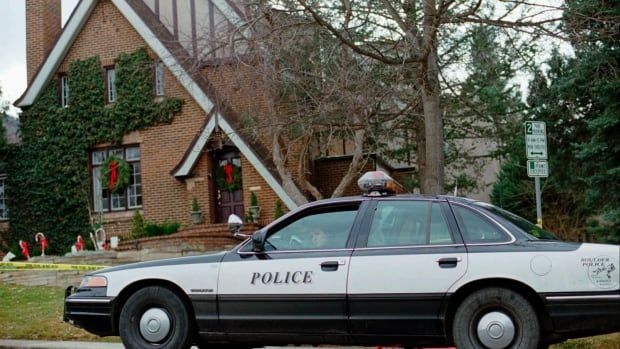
left=0, top=341, right=384, bottom=349
left=0, top=341, right=453, bottom=349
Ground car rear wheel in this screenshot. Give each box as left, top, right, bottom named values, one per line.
left=119, top=286, right=193, bottom=349
left=452, top=287, right=540, bottom=349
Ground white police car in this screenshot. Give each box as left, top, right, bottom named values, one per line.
left=64, top=172, right=619, bottom=349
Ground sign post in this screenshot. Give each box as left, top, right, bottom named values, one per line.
left=524, top=121, right=548, bottom=228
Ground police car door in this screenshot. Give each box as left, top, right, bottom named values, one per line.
left=347, top=199, right=467, bottom=337
left=218, top=202, right=362, bottom=337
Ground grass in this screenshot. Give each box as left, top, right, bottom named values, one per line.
left=0, top=283, right=119, bottom=342
left=551, top=333, right=620, bottom=349
left=0, top=283, right=618, bottom=348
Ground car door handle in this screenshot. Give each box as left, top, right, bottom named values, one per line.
left=436, top=257, right=462, bottom=269
left=320, top=261, right=344, bottom=271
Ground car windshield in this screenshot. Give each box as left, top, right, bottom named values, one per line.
left=473, top=202, right=559, bottom=240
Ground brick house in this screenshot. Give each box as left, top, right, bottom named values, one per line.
left=6, top=0, right=499, bottom=250
left=10, top=0, right=318, bottom=243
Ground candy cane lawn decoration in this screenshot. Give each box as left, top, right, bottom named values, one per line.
left=35, top=232, right=48, bottom=256
left=19, top=240, right=30, bottom=260
left=75, top=235, right=85, bottom=252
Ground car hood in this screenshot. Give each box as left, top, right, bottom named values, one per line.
left=89, top=250, right=227, bottom=275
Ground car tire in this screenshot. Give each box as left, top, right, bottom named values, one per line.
left=452, top=287, right=540, bottom=349
left=119, top=286, right=193, bottom=349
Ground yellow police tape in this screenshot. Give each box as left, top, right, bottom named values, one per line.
left=0, top=261, right=107, bottom=271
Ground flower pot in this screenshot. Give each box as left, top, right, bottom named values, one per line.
left=191, top=211, right=202, bottom=224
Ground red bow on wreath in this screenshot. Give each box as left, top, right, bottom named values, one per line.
left=223, top=163, right=234, bottom=185
left=109, top=160, right=118, bottom=191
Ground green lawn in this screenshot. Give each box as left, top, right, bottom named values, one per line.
left=0, top=283, right=119, bottom=342
left=0, top=283, right=617, bottom=348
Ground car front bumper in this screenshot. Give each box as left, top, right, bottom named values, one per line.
left=64, top=286, right=116, bottom=337
left=543, top=291, right=620, bottom=338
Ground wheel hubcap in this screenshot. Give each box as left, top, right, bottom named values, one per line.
left=476, top=311, right=515, bottom=349
left=139, top=308, right=171, bottom=343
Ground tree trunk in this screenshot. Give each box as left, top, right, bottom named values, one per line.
left=331, top=127, right=367, bottom=197
left=419, top=46, right=445, bottom=194
left=271, top=128, right=309, bottom=206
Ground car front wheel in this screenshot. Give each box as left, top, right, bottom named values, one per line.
left=452, top=287, right=540, bottom=349
left=119, top=285, right=193, bottom=349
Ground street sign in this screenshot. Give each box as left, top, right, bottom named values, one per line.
left=527, top=160, right=549, bottom=177
left=525, top=121, right=547, bottom=159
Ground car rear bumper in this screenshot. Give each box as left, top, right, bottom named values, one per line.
left=543, top=291, right=620, bottom=338
left=64, top=286, right=116, bottom=337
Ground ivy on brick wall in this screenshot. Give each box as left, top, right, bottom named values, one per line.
left=4, top=47, right=182, bottom=255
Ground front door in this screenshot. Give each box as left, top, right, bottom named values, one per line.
left=214, top=149, right=244, bottom=223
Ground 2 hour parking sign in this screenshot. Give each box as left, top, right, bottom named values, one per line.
left=524, top=121, right=547, bottom=159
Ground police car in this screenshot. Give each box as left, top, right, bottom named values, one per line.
left=64, top=171, right=619, bottom=349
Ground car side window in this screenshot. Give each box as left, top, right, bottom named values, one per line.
left=452, top=205, right=510, bottom=244
left=264, top=206, right=358, bottom=251
left=367, top=201, right=453, bottom=247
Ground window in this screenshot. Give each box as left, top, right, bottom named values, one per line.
left=155, top=60, right=165, bottom=96
left=106, top=67, right=116, bottom=103
left=0, top=176, right=7, bottom=220
left=60, top=74, right=69, bottom=107
left=91, top=146, right=141, bottom=213
left=263, top=205, right=359, bottom=251
left=367, top=201, right=453, bottom=247
left=452, top=205, right=510, bottom=244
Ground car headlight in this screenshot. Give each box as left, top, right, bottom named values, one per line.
left=79, top=275, right=107, bottom=288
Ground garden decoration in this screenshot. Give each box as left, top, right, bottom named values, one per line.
left=19, top=240, right=30, bottom=260
left=2, top=251, right=15, bottom=262
left=35, top=232, right=48, bottom=256
left=75, top=235, right=85, bottom=252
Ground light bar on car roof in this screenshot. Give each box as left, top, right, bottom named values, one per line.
left=357, top=171, right=401, bottom=195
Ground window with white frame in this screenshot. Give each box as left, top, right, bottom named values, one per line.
left=0, top=176, right=8, bottom=220
left=91, top=146, right=142, bottom=213
left=60, top=75, right=69, bottom=107
left=155, top=60, right=165, bottom=96
left=106, top=67, right=116, bottom=103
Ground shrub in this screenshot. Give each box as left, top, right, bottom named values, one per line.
left=130, top=211, right=147, bottom=239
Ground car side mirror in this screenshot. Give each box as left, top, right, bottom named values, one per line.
left=228, top=214, right=249, bottom=240
left=252, top=230, right=266, bottom=252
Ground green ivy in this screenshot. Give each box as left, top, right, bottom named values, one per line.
left=5, top=47, right=183, bottom=255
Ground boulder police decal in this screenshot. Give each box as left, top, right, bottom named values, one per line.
left=251, top=271, right=313, bottom=285
left=581, top=256, right=619, bottom=289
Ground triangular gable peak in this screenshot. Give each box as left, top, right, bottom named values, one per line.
left=17, top=0, right=301, bottom=210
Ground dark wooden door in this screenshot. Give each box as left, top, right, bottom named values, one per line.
left=215, top=149, right=244, bottom=223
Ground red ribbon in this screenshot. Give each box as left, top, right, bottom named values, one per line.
left=109, top=160, right=118, bottom=191
left=224, top=163, right=234, bottom=185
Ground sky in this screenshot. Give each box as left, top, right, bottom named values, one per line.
left=0, top=0, right=79, bottom=118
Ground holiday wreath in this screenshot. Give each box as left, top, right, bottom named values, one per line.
left=101, top=154, right=131, bottom=193
left=216, top=163, right=242, bottom=192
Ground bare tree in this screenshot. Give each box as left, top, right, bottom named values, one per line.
left=287, top=0, right=564, bottom=194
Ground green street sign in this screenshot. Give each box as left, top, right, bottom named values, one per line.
left=527, top=160, right=549, bottom=177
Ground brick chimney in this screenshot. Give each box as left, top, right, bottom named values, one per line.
left=26, top=0, right=62, bottom=84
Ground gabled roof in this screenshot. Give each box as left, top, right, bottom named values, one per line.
left=17, top=0, right=303, bottom=209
